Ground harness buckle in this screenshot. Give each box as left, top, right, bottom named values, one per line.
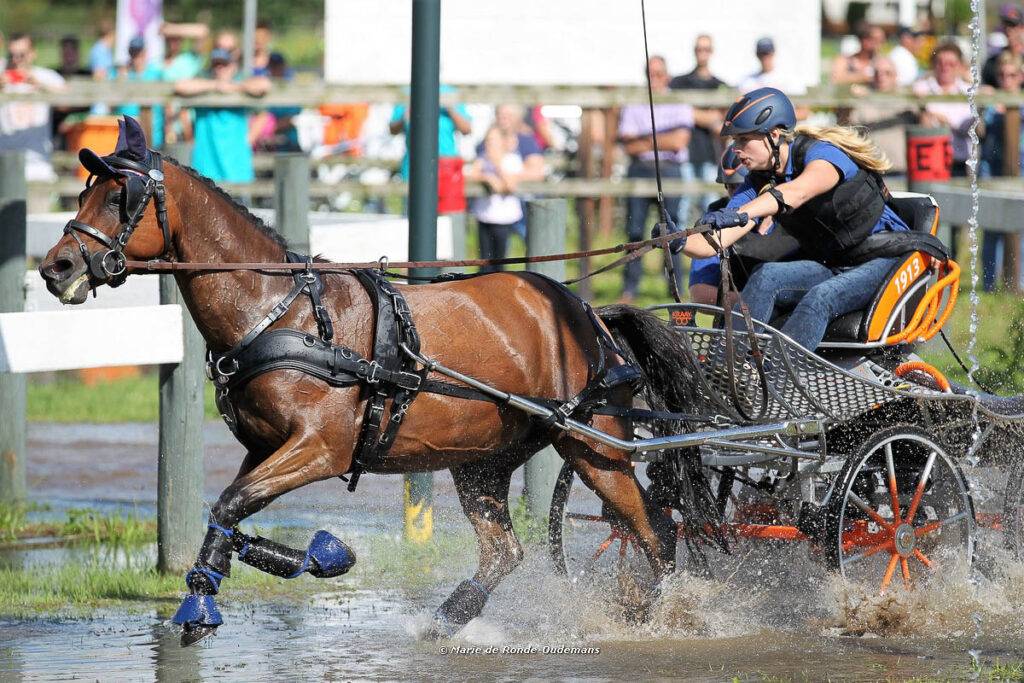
left=214, top=355, right=239, bottom=378
left=360, top=360, right=382, bottom=384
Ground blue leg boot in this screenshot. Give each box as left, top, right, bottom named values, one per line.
left=172, top=566, right=224, bottom=647
left=234, top=529, right=356, bottom=579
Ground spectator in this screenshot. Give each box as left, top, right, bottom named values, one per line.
left=618, top=55, right=693, bottom=303
left=831, top=23, right=885, bottom=86
left=214, top=31, right=241, bottom=63
left=979, top=51, right=1024, bottom=291
left=160, top=23, right=208, bottom=146
left=389, top=84, right=472, bottom=212
left=0, top=33, right=67, bottom=182
left=739, top=37, right=807, bottom=95
left=252, top=21, right=274, bottom=76
left=523, top=105, right=554, bottom=151
left=669, top=34, right=726, bottom=227
left=889, top=26, right=922, bottom=86
left=52, top=36, right=91, bottom=149
left=161, top=23, right=206, bottom=81
left=849, top=57, right=917, bottom=176
left=56, top=36, right=90, bottom=78
left=468, top=105, right=545, bottom=272
left=174, top=48, right=270, bottom=183
left=251, top=53, right=300, bottom=152
left=913, top=42, right=973, bottom=177
left=114, top=37, right=165, bottom=148
left=983, top=3, right=1024, bottom=87
left=89, top=20, right=115, bottom=81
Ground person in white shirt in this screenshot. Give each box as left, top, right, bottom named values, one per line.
left=739, top=37, right=807, bottom=96
left=912, top=42, right=972, bottom=175
left=0, top=33, right=67, bottom=182
left=889, top=26, right=922, bottom=86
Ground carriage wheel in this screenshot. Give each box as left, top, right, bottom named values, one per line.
left=1002, top=454, right=1024, bottom=559
left=548, top=461, right=657, bottom=584
left=826, top=425, right=975, bottom=592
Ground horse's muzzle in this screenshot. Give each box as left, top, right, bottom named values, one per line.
left=39, top=250, right=91, bottom=305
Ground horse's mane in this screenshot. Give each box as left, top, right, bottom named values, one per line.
left=166, top=157, right=289, bottom=251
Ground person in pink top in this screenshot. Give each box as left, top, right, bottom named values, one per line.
left=912, top=42, right=973, bottom=176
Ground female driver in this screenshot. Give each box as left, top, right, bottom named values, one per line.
left=679, top=87, right=911, bottom=351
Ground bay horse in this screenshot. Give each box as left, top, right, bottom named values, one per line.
left=38, top=117, right=713, bottom=646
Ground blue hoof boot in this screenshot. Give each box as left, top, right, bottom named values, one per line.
left=306, top=530, right=356, bottom=578
left=172, top=594, right=223, bottom=629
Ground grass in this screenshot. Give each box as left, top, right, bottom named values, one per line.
left=0, top=502, right=155, bottom=545
left=27, top=371, right=219, bottom=423
left=356, top=531, right=477, bottom=590
left=0, top=558, right=303, bottom=617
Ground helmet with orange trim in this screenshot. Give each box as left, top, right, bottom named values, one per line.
left=716, top=144, right=749, bottom=186
left=720, top=87, right=796, bottom=137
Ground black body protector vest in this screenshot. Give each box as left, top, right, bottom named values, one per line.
left=750, top=135, right=891, bottom=267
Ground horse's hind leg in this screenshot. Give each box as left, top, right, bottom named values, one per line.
left=173, top=433, right=355, bottom=646
left=426, top=459, right=522, bottom=639
left=553, top=414, right=677, bottom=578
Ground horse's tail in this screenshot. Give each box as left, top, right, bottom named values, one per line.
left=597, top=304, right=727, bottom=556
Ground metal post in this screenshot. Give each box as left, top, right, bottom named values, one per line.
left=157, top=276, right=205, bottom=573
left=274, top=153, right=310, bottom=254
left=404, top=0, right=441, bottom=544
left=524, top=199, right=567, bottom=520
left=1003, top=105, right=1021, bottom=292
left=0, top=153, right=27, bottom=505
left=242, top=0, right=258, bottom=76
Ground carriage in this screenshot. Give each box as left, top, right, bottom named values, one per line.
left=548, top=192, right=1024, bottom=594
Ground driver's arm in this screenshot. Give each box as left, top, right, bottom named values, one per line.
left=682, top=159, right=841, bottom=258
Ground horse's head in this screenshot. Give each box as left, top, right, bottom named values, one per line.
left=39, top=116, right=176, bottom=304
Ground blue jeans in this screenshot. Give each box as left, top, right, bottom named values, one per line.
left=624, top=160, right=683, bottom=296
left=678, top=161, right=718, bottom=228
left=738, top=257, right=900, bottom=350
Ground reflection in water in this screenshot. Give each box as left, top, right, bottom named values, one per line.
left=151, top=612, right=200, bottom=683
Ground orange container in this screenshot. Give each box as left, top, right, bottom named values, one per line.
left=78, top=366, right=141, bottom=386
left=65, top=116, right=122, bottom=179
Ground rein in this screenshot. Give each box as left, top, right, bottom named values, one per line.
left=120, top=227, right=711, bottom=277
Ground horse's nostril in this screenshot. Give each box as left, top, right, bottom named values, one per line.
left=42, top=258, right=75, bottom=280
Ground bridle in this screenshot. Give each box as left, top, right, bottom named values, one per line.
left=64, top=152, right=172, bottom=288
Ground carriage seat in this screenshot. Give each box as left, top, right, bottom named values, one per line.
left=765, top=193, right=957, bottom=350
left=815, top=192, right=953, bottom=349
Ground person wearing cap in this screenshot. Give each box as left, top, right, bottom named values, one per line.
left=831, top=23, right=886, bottom=86
left=114, top=37, right=165, bottom=148
left=983, top=3, right=1024, bottom=87
left=173, top=48, right=271, bottom=183
left=667, top=87, right=915, bottom=352
left=889, top=26, right=922, bottom=86
left=739, top=37, right=806, bottom=96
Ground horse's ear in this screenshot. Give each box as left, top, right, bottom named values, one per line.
left=116, top=116, right=150, bottom=161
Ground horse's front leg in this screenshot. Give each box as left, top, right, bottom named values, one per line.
left=172, top=433, right=355, bottom=646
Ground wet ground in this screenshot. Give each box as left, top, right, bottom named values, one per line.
left=3, top=422, right=1024, bottom=681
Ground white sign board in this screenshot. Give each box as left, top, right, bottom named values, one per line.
left=325, top=0, right=821, bottom=89
left=0, top=305, right=183, bottom=373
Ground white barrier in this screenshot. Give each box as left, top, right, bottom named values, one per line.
left=0, top=304, right=183, bottom=373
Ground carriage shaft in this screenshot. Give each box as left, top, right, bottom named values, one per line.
left=404, top=345, right=821, bottom=455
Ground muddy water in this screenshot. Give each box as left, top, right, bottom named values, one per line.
left=3, top=423, right=1024, bottom=681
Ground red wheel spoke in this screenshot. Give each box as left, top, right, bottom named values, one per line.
left=913, top=548, right=933, bottom=569
left=904, top=451, right=937, bottom=524
left=880, top=554, right=900, bottom=593
left=900, top=558, right=911, bottom=587
left=591, top=534, right=615, bottom=562
left=885, top=443, right=902, bottom=522
left=843, top=540, right=893, bottom=566
left=849, top=492, right=894, bottom=529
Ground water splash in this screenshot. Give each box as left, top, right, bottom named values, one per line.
left=965, top=0, right=984, bottom=385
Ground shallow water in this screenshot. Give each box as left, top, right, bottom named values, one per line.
left=4, top=422, right=1024, bottom=681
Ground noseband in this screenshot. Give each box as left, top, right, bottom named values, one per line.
left=64, top=152, right=172, bottom=288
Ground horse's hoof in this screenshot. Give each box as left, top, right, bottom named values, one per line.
left=180, top=623, right=217, bottom=647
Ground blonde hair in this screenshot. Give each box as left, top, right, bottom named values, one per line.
left=782, top=124, right=892, bottom=174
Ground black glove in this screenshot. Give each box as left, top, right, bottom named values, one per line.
left=650, top=218, right=685, bottom=254
left=698, top=208, right=749, bottom=230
